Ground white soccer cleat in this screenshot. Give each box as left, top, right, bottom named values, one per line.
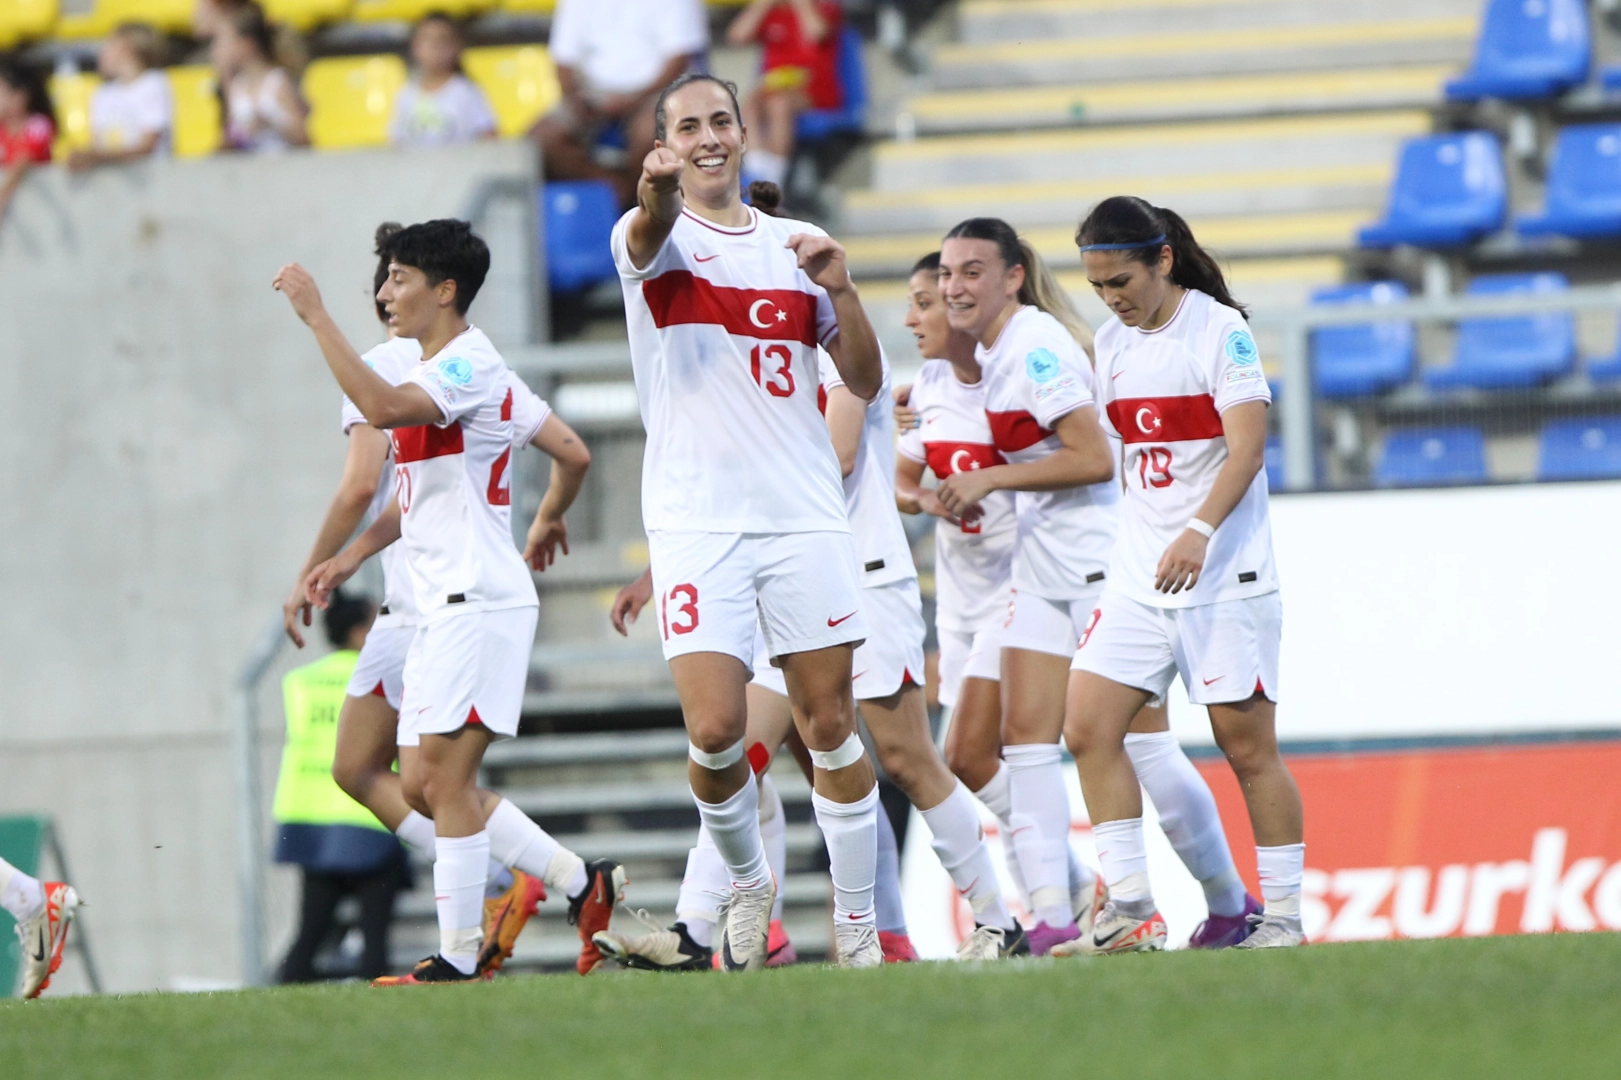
left=1073, top=874, right=1108, bottom=939
left=718, top=879, right=776, bottom=972
left=1051, top=899, right=1166, bottom=957
left=593, top=909, right=714, bottom=972
left=956, top=923, right=1029, bottom=961
left=1232, top=911, right=1306, bottom=949
left=18, top=882, right=80, bottom=999
left=833, top=922, right=883, bottom=968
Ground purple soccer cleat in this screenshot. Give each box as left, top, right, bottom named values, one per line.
left=1026, top=920, right=1082, bottom=957
left=1187, top=893, right=1264, bottom=949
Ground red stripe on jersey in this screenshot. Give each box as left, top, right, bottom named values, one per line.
left=1107, top=395, right=1223, bottom=445
left=817, top=384, right=828, bottom=416
left=986, top=409, right=1051, bottom=453
left=642, top=271, right=819, bottom=346
left=500, top=387, right=513, bottom=422
left=392, top=423, right=464, bottom=463
left=924, top=440, right=1005, bottom=478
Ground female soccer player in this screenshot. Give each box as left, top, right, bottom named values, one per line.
left=613, top=73, right=887, bottom=968
left=1061, top=196, right=1303, bottom=952
left=1, top=856, right=76, bottom=998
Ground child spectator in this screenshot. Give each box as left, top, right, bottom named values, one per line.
left=388, top=14, right=496, bottom=148
left=214, top=4, right=308, bottom=152
left=727, top=0, right=843, bottom=188
left=69, top=23, right=174, bottom=170
left=0, top=57, right=54, bottom=224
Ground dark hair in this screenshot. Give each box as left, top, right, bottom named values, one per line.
left=1075, top=196, right=1248, bottom=319
left=381, top=219, right=489, bottom=315
left=911, top=251, right=940, bottom=276
left=112, top=22, right=168, bottom=70
left=654, top=72, right=742, bottom=144
left=412, top=12, right=465, bottom=74
left=223, top=5, right=276, bottom=61
left=942, top=217, right=1093, bottom=350
left=0, top=56, right=53, bottom=125
left=372, top=221, right=402, bottom=322
left=747, top=180, right=783, bottom=216
left=322, top=588, right=375, bottom=650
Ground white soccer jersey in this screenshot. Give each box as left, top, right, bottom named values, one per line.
left=896, top=359, right=1016, bottom=632
left=1093, top=288, right=1278, bottom=609
left=611, top=206, right=849, bottom=535
left=389, top=326, right=539, bottom=619
left=819, top=347, right=916, bottom=588
left=981, top=305, right=1119, bottom=600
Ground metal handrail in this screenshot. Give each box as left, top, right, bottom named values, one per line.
left=231, top=616, right=285, bottom=988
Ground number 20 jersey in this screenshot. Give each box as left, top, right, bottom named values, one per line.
left=611, top=206, right=849, bottom=536
left=1093, top=288, right=1277, bottom=609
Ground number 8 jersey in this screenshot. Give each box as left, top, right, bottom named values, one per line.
left=611, top=206, right=850, bottom=536
left=1093, top=288, right=1278, bottom=609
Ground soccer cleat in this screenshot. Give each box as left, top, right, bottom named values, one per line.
left=371, top=954, right=492, bottom=986
left=765, top=919, right=797, bottom=967
left=832, top=922, right=883, bottom=968
left=567, top=859, right=628, bottom=975
left=878, top=930, right=917, bottom=963
left=18, top=882, right=80, bottom=999
left=1054, top=900, right=1167, bottom=956
left=1073, top=874, right=1109, bottom=939
left=594, top=910, right=713, bottom=972
left=956, top=922, right=1029, bottom=961
left=717, top=878, right=776, bottom=972
left=1025, top=919, right=1081, bottom=957
left=1232, top=910, right=1307, bottom=949
left=1188, top=893, right=1263, bottom=950
left=477, top=870, right=547, bottom=974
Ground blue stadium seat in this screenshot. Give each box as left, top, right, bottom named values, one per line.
left=1517, top=124, right=1621, bottom=239
left=1264, top=436, right=1284, bottom=491
left=1587, top=347, right=1621, bottom=382
left=1375, top=426, right=1489, bottom=486
left=543, top=180, right=619, bottom=294
left=795, top=25, right=866, bottom=143
left=1358, top=133, right=1507, bottom=248
left=1309, top=282, right=1416, bottom=398
left=1538, top=417, right=1621, bottom=479
left=1424, top=273, right=1576, bottom=390
left=1445, top=0, right=1590, bottom=102
left=1603, top=65, right=1621, bottom=94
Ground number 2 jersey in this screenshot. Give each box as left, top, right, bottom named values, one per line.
left=1093, top=288, right=1278, bottom=609
left=611, top=205, right=850, bottom=536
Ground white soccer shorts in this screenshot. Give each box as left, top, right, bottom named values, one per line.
left=396, top=606, right=538, bottom=747
left=345, top=623, right=415, bottom=710
left=647, top=530, right=867, bottom=672
left=1001, top=587, right=1104, bottom=658
left=750, top=577, right=926, bottom=701
left=936, top=621, right=1003, bottom=710
left=1070, top=590, right=1282, bottom=706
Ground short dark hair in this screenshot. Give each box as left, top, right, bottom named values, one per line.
left=373, top=221, right=402, bottom=322
left=382, top=219, right=489, bottom=315
left=322, top=588, right=375, bottom=650
left=0, top=56, right=53, bottom=125
left=654, top=72, right=742, bottom=144
left=911, top=251, right=941, bottom=276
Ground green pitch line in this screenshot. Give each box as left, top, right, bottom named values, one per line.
left=4, top=934, right=1619, bottom=1079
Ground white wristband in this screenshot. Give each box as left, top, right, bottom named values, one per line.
left=1187, top=518, right=1216, bottom=539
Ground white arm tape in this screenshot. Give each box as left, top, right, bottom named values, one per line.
left=1187, top=517, right=1216, bottom=539
left=807, top=731, right=866, bottom=771
left=689, top=738, right=745, bottom=770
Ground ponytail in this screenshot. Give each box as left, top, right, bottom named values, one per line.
left=943, top=216, right=1093, bottom=352
left=747, top=180, right=784, bottom=217
left=1075, top=196, right=1248, bottom=319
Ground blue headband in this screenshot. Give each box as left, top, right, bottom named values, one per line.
left=1077, top=233, right=1167, bottom=253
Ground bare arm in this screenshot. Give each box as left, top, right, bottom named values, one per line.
left=1154, top=400, right=1267, bottom=595
left=791, top=234, right=881, bottom=401
left=67, top=131, right=161, bottom=171
left=791, top=0, right=831, bottom=42
left=625, top=147, right=685, bottom=271
left=270, top=76, right=310, bottom=147
left=936, top=406, right=1114, bottom=515
left=895, top=455, right=966, bottom=526
left=522, top=413, right=593, bottom=571
left=304, top=497, right=402, bottom=610
left=726, top=0, right=776, bottom=45
left=281, top=424, right=390, bottom=646
left=823, top=384, right=864, bottom=478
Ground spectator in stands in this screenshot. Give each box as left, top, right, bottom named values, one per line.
left=388, top=14, right=497, bottom=148
left=728, top=0, right=843, bottom=189
left=532, top=0, right=708, bottom=205
left=213, top=4, right=309, bottom=152
left=274, top=589, right=411, bottom=983
left=0, top=57, right=54, bottom=225
left=68, top=23, right=173, bottom=171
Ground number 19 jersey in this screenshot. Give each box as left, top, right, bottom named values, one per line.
left=611, top=206, right=849, bottom=536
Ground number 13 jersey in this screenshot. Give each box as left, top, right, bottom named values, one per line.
left=1093, top=288, right=1277, bottom=609
left=612, top=206, right=850, bottom=535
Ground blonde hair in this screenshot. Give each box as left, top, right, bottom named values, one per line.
left=1016, top=237, right=1093, bottom=359
left=112, top=22, right=168, bottom=71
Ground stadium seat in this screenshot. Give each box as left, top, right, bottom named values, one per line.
left=463, top=45, right=561, bottom=139
left=1445, top=0, right=1589, bottom=102
left=1538, top=417, right=1621, bottom=480
left=1424, top=273, right=1577, bottom=390
left=0, top=0, right=56, bottom=49
left=1309, top=282, right=1416, bottom=398
left=795, top=25, right=867, bottom=144
left=1587, top=345, right=1621, bottom=382
left=1357, top=132, right=1506, bottom=248
left=48, top=71, right=97, bottom=159
left=1375, top=426, right=1489, bottom=486
left=303, top=55, right=407, bottom=151
left=169, top=66, right=223, bottom=160
left=261, top=0, right=354, bottom=32
left=544, top=180, right=619, bottom=294
left=1264, top=436, right=1284, bottom=491
left=500, top=0, right=556, bottom=12
left=1517, top=124, right=1621, bottom=239
left=56, top=0, right=195, bottom=39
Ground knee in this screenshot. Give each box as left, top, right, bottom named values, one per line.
left=797, top=695, right=854, bottom=751
left=1215, top=732, right=1275, bottom=781
left=943, top=741, right=982, bottom=788
left=331, top=757, right=368, bottom=803
left=400, top=770, right=429, bottom=816
left=687, top=715, right=747, bottom=757
left=1062, top=714, right=1112, bottom=761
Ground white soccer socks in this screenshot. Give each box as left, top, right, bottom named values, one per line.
left=1255, top=843, right=1306, bottom=919
left=0, top=857, right=44, bottom=922
left=922, top=782, right=1016, bottom=931
left=1003, top=742, right=1075, bottom=927
left=874, top=799, right=909, bottom=935
left=759, top=774, right=790, bottom=923
left=675, top=827, right=730, bottom=949
left=694, top=773, right=773, bottom=892
left=487, top=797, right=587, bottom=898
left=433, top=831, right=490, bottom=974
left=395, top=809, right=437, bottom=854
left=812, top=785, right=879, bottom=925
left=1092, top=817, right=1152, bottom=905
left=1124, top=731, right=1248, bottom=917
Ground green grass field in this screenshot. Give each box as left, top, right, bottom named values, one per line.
left=5, top=934, right=1619, bottom=1079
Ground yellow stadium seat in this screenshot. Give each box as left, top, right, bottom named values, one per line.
left=350, top=0, right=495, bottom=22
left=168, top=66, right=222, bottom=159
left=49, top=72, right=98, bottom=159
left=261, top=0, right=354, bottom=32
left=302, top=54, right=406, bottom=150
left=500, top=0, right=555, bottom=13
left=0, top=0, right=58, bottom=49
left=463, top=45, right=560, bottom=139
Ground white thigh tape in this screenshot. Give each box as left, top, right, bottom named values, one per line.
left=808, top=731, right=865, bottom=771
left=689, top=738, right=745, bottom=770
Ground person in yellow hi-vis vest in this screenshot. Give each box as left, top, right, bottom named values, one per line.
left=274, top=590, right=410, bottom=982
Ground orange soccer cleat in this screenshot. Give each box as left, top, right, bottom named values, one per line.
left=567, top=859, right=628, bottom=975
left=372, top=955, right=493, bottom=986
left=478, top=870, right=547, bottom=975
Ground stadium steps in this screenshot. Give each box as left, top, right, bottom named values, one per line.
left=954, top=0, right=1484, bottom=44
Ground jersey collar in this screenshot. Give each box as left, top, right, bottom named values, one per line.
left=1133, top=289, right=1191, bottom=335
left=681, top=206, right=758, bottom=235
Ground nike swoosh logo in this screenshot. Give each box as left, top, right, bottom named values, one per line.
left=827, top=612, right=856, bottom=627
left=30, top=935, right=45, bottom=962
left=1112, top=371, right=1125, bottom=379
left=694, top=253, right=721, bottom=263
left=852, top=670, right=868, bottom=680
left=1093, top=924, right=1131, bottom=948
left=1202, top=676, right=1224, bottom=685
